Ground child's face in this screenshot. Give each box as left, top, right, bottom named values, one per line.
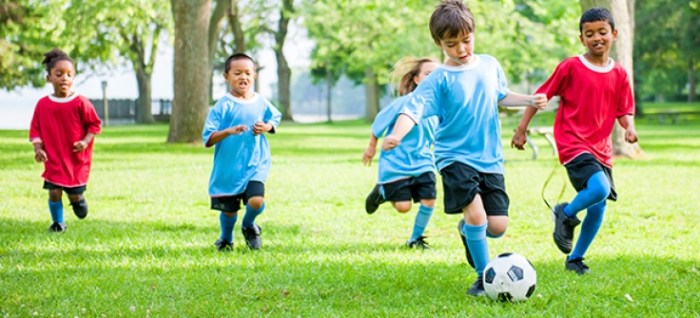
left=413, top=62, right=439, bottom=86
left=436, top=31, right=475, bottom=67
left=46, top=60, right=75, bottom=98
left=579, top=20, right=617, bottom=58
left=224, top=59, right=257, bottom=97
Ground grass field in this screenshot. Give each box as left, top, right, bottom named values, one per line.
left=1, top=115, right=699, bottom=317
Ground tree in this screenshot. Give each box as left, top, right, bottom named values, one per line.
left=168, top=0, right=228, bottom=143
left=580, top=0, right=642, bottom=158
left=273, top=0, right=294, bottom=121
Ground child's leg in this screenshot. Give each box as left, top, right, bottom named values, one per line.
left=569, top=200, right=606, bottom=260
left=67, top=190, right=88, bottom=219
left=242, top=196, right=265, bottom=228
left=460, top=194, right=489, bottom=276
left=219, top=211, right=238, bottom=242
left=48, top=188, right=64, bottom=223
left=409, top=199, right=435, bottom=241
left=564, top=171, right=610, bottom=217
left=391, top=201, right=412, bottom=213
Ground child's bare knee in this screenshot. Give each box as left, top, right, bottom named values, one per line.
left=48, top=189, right=62, bottom=201
left=393, top=202, right=412, bottom=213
left=247, top=197, right=264, bottom=209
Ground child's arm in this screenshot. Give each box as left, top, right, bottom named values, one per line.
left=382, top=114, right=417, bottom=151
left=252, top=121, right=273, bottom=135
left=363, top=134, right=379, bottom=166
left=33, top=141, right=47, bottom=162
left=499, top=91, right=548, bottom=110
left=617, top=114, right=638, bottom=143
left=73, top=133, right=96, bottom=152
left=511, top=107, right=539, bottom=150
left=205, top=125, right=249, bottom=147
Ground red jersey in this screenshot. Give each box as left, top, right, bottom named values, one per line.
left=536, top=56, right=635, bottom=167
left=29, top=94, right=102, bottom=187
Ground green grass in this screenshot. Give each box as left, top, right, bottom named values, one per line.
left=1, top=119, right=699, bottom=317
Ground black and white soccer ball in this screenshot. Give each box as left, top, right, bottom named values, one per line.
left=483, top=253, right=537, bottom=302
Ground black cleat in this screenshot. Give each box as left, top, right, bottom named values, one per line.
left=566, top=257, right=590, bottom=275
left=406, top=236, right=429, bottom=250
left=214, top=239, right=233, bottom=251
left=241, top=224, right=262, bottom=250
left=48, top=222, right=67, bottom=233
left=552, top=203, right=581, bottom=254
left=364, top=184, right=385, bottom=214
left=70, top=198, right=88, bottom=219
left=458, top=219, right=475, bottom=269
left=466, top=276, right=486, bottom=297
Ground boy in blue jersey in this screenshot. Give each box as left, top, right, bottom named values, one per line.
left=382, top=0, right=547, bottom=296
left=363, top=57, right=439, bottom=249
left=202, top=53, right=282, bottom=251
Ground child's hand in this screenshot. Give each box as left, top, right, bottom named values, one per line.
left=531, top=94, right=548, bottom=110
left=382, top=135, right=400, bottom=151
left=34, top=149, right=48, bottom=162
left=362, top=147, right=376, bottom=166
left=511, top=128, right=527, bottom=150
left=73, top=140, right=88, bottom=152
left=625, top=128, right=638, bottom=143
left=225, top=124, right=248, bottom=136
left=252, top=121, right=270, bottom=135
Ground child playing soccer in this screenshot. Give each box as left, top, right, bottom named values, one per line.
left=511, top=7, right=638, bottom=275
left=29, top=48, right=102, bottom=233
left=382, top=0, right=547, bottom=296
left=202, top=53, right=281, bottom=251
left=362, top=57, right=439, bottom=249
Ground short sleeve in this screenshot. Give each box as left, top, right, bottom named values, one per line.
left=202, top=104, right=222, bottom=145
left=401, top=72, right=441, bottom=123
left=495, top=61, right=509, bottom=101
left=536, top=60, right=568, bottom=99
left=263, top=100, right=282, bottom=134
left=80, top=97, right=102, bottom=134
left=616, top=69, right=635, bottom=117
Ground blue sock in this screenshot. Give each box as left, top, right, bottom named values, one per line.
left=564, top=171, right=610, bottom=218
left=569, top=201, right=606, bottom=260
left=462, top=222, right=489, bottom=276
left=219, top=212, right=237, bottom=242
left=242, top=203, right=265, bottom=228
left=410, top=205, right=434, bottom=241
left=48, top=200, right=63, bottom=223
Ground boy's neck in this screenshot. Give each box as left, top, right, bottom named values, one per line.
left=230, top=90, right=255, bottom=100
left=582, top=52, right=611, bottom=67
left=53, top=91, right=75, bottom=98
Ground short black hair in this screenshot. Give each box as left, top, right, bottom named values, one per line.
left=42, top=48, right=74, bottom=73
left=429, top=0, right=475, bottom=43
left=580, top=7, right=615, bottom=33
left=224, top=53, right=255, bottom=73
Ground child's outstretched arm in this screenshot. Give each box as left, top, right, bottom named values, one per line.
left=511, top=106, right=539, bottom=150
left=499, top=91, right=548, bottom=110
left=363, top=134, right=379, bottom=166
left=205, top=125, right=249, bottom=147
left=618, top=114, right=638, bottom=143
left=382, top=114, right=416, bottom=151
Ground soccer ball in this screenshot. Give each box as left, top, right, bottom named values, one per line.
left=483, top=253, right=537, bottom=302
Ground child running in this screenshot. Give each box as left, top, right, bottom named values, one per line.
left=511, top=7, right=638, bottom=275
left=29, top=48, right=102, bottom=233
left=202, top=53, right=281, bottom=251
left=382, top=0, right=547, bottom=296
left=362, top=56, right=440, bottom=249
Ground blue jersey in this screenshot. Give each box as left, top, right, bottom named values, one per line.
left=373, top=94, right=438, bottom=184
left=202, top=93, right=282, bottom=197
left=401, top=55, right=509, bottom=174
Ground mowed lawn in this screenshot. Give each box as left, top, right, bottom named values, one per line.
left=0, top=117, right=698, bottom=317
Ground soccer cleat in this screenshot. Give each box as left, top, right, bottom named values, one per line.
left=364, top=184, right=385, bottom=214
left=48, top=222, right=67, bottom=233
left=552, top=203, right=581, bottom=254
left=565, top=257, right=590, bottom=275
left=466, top=276, right=486, bottom=297
left=214, top=239, right=233, bottom=251
left=70, top=199, right=88, bottom=219
left=458, top=219, right=475, bottom=269
left=241, top=224, right=262, bottom=250
left=406, top=236, right=429, bottom=249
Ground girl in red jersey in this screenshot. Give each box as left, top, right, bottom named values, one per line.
left=29, top=48, right=102, bottom=232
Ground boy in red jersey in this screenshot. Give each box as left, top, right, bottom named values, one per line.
left=511, top=8, right=638, bottom=275
left=29, top=48, right=102, bottom=233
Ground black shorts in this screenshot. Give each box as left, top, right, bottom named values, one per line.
left=564, top=153, right=617, bottom=201
left=440, top=162, right=509, bottom=215
left=43, top=181, right=86, bottom=195
left=382, top=172, right=437, bottom=203
left=210, top=181, right=265, bottom=212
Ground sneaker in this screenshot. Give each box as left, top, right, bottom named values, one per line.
left=406, top=236, right=429, bottom=249
left=457, top=219, right=475, bottom=269
left=364, top=184, right=385, bottom=214
left=552, top=203, right=581, bottom=254
left=566, top=257, right=590, bottom=275
left=48, top=222, right=67, bottom=233
left=214, top=239, right=233, bottom=251
left=70, top=199, right=88, bottom=219
left=241, top=224, right=262, bottom=250
left=466, top=276, right=486, bottom=297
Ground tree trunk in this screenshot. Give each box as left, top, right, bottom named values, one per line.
left=580, top=0, right=642, bottom=158
left=326, top=71, right=332, bottom=122
left=135, top=69, right=154, bottom=124
left=168, top=0, right=212, bottom=143
left=689, top=58, right=697, bottom=102
left=230, top=0, right=246, bottom=53
left=364, top=67, right=380, bottom=121
left=275, top=0, right=294, bottom=121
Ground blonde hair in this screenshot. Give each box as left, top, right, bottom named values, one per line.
left=390, top=57, right=439, bottom=96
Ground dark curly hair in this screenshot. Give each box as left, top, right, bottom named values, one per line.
left=42, top=48, right=74, bottom=73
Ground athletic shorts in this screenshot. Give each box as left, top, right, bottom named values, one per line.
left=43, top=181, right=86, bottom=195
left=382, top=172, right=436, bottom=203
left=564, top=153, right=617, bottom=201
left=439, top=162, right=509, bottom=216
left=210, top=181, right=265, bottom=212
